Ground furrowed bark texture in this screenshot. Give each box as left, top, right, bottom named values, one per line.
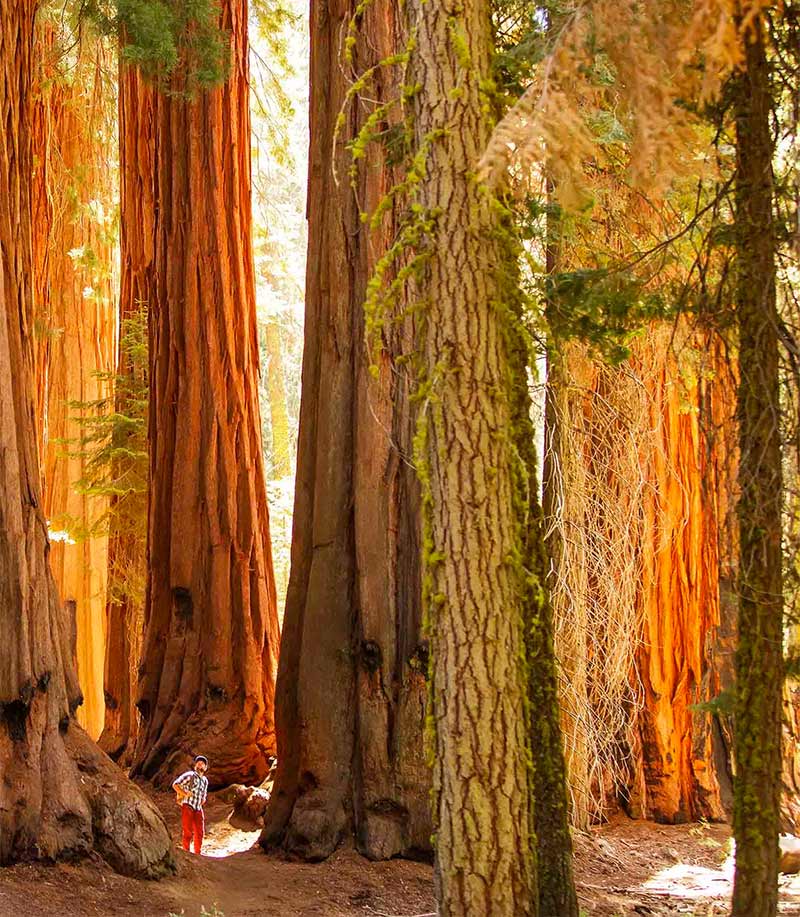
left=731, top=13, right=783, bottom=917
left=36, top=32, right=116, bottom=741
left=99, top=64, right=154, bottom=765
left=409, top=0, right=535, bottom=912
left=0, top=2, right=172, bottom=876
left=262, top=0, right=430, bottom=861
left=636, top=329, right=734, bottom=824
left=131, top=0, right=280, bottom=788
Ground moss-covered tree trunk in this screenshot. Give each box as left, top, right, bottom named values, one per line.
left=131, top=0, right=280, bottom=788
left=731, top=10, right=783, bottom=916
left=408, top=0, right=535, bottom=912
left=0, top=1, right=172, bottom=875
left=509, top=300, right=577, bottom=914
left=262, top=0, right=430, bottom=861
left=99, top=63, right=154, bottom=765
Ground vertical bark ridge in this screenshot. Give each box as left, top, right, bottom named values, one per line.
left=131, top=0, right=280, bottom=788
left=100, top=62, right=154, bottom=764
left=263, top=0, right=431, bottom=862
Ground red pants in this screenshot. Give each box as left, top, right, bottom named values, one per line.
left=181, top=804, right=204, bottom=854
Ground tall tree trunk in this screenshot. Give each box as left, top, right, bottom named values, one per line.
left=408, top=0, right=535, bottom=912
left=548, top=329, right=737, bottom=828
left=37, top=30, right=116, bottom=742
left=99, top=63, right=154, bottom=765
left=263, top=318, right=292, bottom=479
left=262, top=0, right=431, bottom=862
left=510, top=293, right=577, bottom=913
left=100, top=62, right=155, bottom=765
left=636, top=327, right=732, bottom=824
left=130, top=0, right=280, bottom=788
left=731, top=10, right=783, bottom=916
left=0, top=0, right=171, bottom=875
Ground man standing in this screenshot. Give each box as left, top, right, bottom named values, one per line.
left=173, top=755, right=209, bottom=854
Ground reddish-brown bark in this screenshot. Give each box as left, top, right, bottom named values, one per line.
left=0, top=2, right=171, bottom=875
left=549, top=327, right=738, bottom=827
left=635, top=329, right=736, bottom=823
left=130, top=0, right=280, bottom=788
left=262, top=0, right=431, bottom=861
left=99, top=63, right=155, bottom=765
left=34, top=33, right=117, bottom=742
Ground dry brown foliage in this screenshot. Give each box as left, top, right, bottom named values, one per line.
left=480, top=0, right=772, bottom=204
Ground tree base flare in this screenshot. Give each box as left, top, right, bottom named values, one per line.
left=0, top=705, right=174, bottom=878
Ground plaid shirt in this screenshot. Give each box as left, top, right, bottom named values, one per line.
left=175, top=770, right=208, bottom=811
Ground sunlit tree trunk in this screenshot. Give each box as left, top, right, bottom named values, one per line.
left=636, top=328, right=733, bottom=824
left=130, top=0, right=280, bottom=788
left=0, top=1, right=171, bottom=875
left=731, top=11, right=783, bottom=915
left=548, top=327, right=737, bottom=828
left=99, top=63, right=154, bottom=765
left=408, top=0, right=535, bottom=911
left=35, top=29, right=116, bottom=742
left=263, top=318, right=292, bottom=479
left=262, top=0, right=431, bottom=861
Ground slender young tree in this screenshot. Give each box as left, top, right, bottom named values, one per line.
left=731, top=8, right=783, bottom=915
left=0, top=0, right=171, bottom=875
left=130, top=0, right=281, bottom=788
left=262, top=0, right=431, bottom=861
left=509, top=291, right=578, bottom=914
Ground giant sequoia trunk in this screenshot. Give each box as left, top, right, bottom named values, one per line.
left=99, top=64, right=154, bottom=765
left=731, top=13, right=783, bottom=916
left=262, top=0, right=430, bottom=862
left=35, top=30, right=116, bottom=741
left=0, top=1, right=171, bottom=875
left=636, top=329, right=736, bottom=824
left=408, top=0, right=535, bottom=912
left=130, top=0, right=280, bottom=788
left=548, top=327, right=737, bottom=828
left=646, top=331, right=736, bottom=824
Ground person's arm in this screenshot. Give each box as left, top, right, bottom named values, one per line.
left=172, top=772, right=189, bottom=791
left=200, top=778, right=208, bottom=808
left=172, top=772, right=193, bottom=802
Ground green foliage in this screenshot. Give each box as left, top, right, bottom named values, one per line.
left=84, top=0, right=228, bottom=87
left=690, top=688, right=735, bottom=717
left=546, top=267, right=672, bottom=364
left=59, top=305, right=149, bottom=608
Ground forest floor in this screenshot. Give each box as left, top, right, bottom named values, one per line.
left=2, top=789, right=800, bottom=916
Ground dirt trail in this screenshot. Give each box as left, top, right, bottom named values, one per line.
left=2, top=791, right=800, bottom=915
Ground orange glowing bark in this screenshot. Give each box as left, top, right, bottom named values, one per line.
left=32, top=27, right=116, bottom=740
left=130, top=0, right=280, bottom=788
left=635, top=328, right=736, bottom=823
left=99, top=63, right=154, bottom=764
left=550, top=325, right=737, bottom=826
